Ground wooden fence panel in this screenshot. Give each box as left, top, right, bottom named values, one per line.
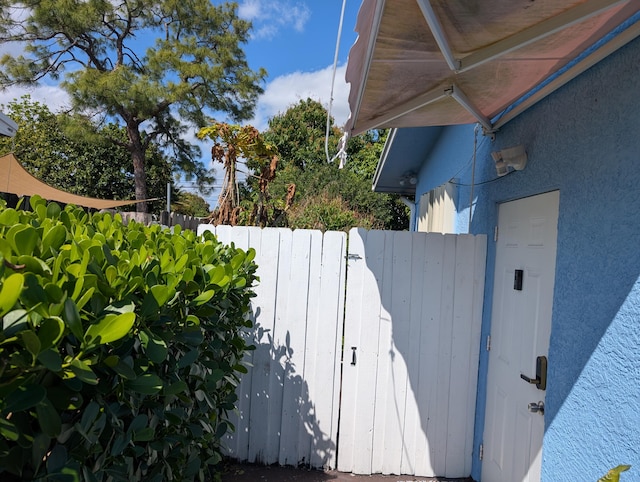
left=197, top=226, right=347, bottom=469
left=338, top=229, right=486, bottom=478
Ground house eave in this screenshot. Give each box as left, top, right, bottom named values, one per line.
left=372, top=126, right=444, bottom=195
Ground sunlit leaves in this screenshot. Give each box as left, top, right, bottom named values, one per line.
left=0, top=272, right=24, bottom=316
left=0, top=200, right=258, bottom=480
left=83, top=312, right=136, bottom=347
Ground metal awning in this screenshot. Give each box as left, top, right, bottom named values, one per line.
left=345, top=0, right=640, bottom=136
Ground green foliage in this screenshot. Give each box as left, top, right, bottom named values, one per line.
left=172, top=192, right=211, bottom=217
left=346, top=129, right=389, bottom=180
left=598, top=465, right=631, bottom=482
left=263, top=98, right=338, bottom=171
left=0, top=196, right=257, bottom=481
left=0, top=1, right=265, bottom=210
left=256, top=99, right=409, bottom=231
left=0, top=96, right=173, bottom=214
left=256, top=154, right=408, bottom=231
left=288, top=193, right=361, bottom=232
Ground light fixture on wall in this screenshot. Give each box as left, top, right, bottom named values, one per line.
left=399, top=172, right=418, bottom=187
left=491, top=145, right=527, bottom=177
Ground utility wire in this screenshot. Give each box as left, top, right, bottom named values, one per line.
left=325, top=0, right=348, bottom=165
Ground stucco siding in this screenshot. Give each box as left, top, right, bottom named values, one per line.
left=416, top=36, right=640, bottom=481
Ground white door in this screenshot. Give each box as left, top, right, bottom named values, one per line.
left=482, top=191, right=559, bottom=482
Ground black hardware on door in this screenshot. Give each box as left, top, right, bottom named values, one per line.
left=514, top=269, right=523, bottom=290
left=351, top=347, right=357, bottom=366
left=520, top=355, right=547, bottom=390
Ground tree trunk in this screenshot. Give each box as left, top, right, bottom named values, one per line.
left=126, top=122, right=148, bottom=213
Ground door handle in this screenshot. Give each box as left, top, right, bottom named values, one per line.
left=520, top=355, right=547, bottom=390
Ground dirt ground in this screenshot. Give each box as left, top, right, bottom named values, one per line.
left=219, top=461, right=475, bottom=482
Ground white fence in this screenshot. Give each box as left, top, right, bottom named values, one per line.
left=198, top=225, right=347, bottom=469
left=197, top=225, right=486, bottom=477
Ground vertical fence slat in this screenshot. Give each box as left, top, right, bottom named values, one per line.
left=265, top=228, right=292, bottom=464
left=381, top=231, right=412, bottom=475
left=354, top=230, right=387, bottom=475
left=371, top=230, right=393, bottom=475
left=247, top=228, right=281, bottom=464
left=466, top=235, right=486, bottom=475
left=229, top=227, right=256, bottom=461
left=336, top=228, right=368, bottom=473
left=445, top=235, right=481, bottom=476
left=311, top=231, right=347, bottom=468
left=401, top=232, right=427, bottom=476
left=278, top=230, right=313, bottom=465
left=419, top=234, right=446, bottom=476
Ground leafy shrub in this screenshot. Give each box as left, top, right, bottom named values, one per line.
left=0, top=196, right=257, bottom=481
left=287, top=193, right=369, bottom=232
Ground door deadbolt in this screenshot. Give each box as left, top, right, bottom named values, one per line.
left=528, top=401, right=544, bottom=415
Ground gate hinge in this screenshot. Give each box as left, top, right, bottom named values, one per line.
left=494, top=226, right=498, bottom=242
left=486, top=335, right=491, bottom=351
left=479, top=443, right=484, bottom=461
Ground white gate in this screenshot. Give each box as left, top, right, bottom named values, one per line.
left=339, top=229, right=486, bottom=478
left=197, top=225, right=486, bottom=477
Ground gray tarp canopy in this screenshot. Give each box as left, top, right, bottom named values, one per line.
left=345, top=0, right=640, bottom=135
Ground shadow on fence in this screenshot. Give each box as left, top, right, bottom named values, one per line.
left=226, top=319, right=336, bottom=470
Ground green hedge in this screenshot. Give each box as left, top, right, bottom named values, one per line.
left=0, top=196, right=257, bottom=481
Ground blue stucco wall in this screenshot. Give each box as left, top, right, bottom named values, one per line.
left=414, top=36, right=640, bottom=481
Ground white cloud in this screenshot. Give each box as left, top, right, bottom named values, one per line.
left=0, top=84, right=71, bottom=113
left=238, top=0, right=262, bottom=20
left=239, top=0, right=311, bottom=39
left=250, top=63, right=351, bottom=131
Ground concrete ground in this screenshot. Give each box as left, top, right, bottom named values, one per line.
left=220, top=461, right=474, bottom=482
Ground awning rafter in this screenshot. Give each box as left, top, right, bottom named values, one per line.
left=458, top=0, right=629, bottom=73
left=345, top=0, right=640, bottom=136
left=416, top=0, right=460, bottom=71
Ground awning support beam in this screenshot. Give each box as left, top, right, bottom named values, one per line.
left=446, top=85, right=493, bottom=132
left=415, top=0, right=460, bottom=72
left=459, top=0, right=628, bottom=73
left=351, top=86, right=447, bottom=135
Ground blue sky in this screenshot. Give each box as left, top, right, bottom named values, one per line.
left=0, top=0, right=363, bottom=208
left=0, top=1, right=361, bottom=128
left=238, top=0, right=361, bottom=129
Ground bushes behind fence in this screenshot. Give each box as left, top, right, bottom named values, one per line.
left=0, top=196, right=257, bottom=481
